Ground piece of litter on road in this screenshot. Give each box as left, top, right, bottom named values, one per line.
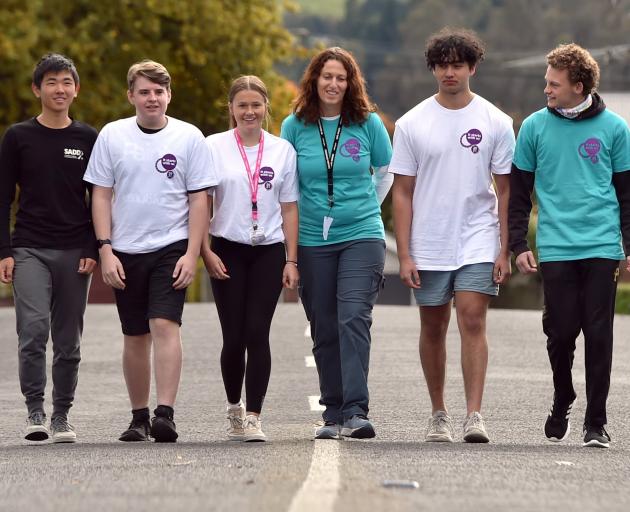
left=554, top=461, right=575, bottom=466
left=382, top=480, right=419, bottom=489
left=169, top=460, right=196, bottom=467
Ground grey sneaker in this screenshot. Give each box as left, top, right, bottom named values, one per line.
left=50, top=416, right=77, bottom=443
left=425, top=410, right=454, bottom=442
left=340, top=415, right=376, bottom=439
left=243, top=414, right=266, bottom=442
left=227, top=401, right=246, bottom=441
left=25, top=411, right=48, bottom=441
left=315, top=421, right=341, bottom=440
left=463, top=411, right=490, bottom=443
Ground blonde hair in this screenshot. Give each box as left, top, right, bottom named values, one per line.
left=127, top=60, right=171, bottom=91
left=547, top=43, right=600, bottom=94
left=228, top=75, right=270, bottom=128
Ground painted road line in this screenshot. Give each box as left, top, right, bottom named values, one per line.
left=308, top=396, right=325, bottom=411
left=287, top=440, right=340, bottom=512
left=304, top=355, right=316, bottom=368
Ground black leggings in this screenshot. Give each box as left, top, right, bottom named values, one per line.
left=210, top=236, right=285, bottom=413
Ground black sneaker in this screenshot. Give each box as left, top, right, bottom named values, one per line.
left=151, top=415, right=178, bottom=443
left=583, top=425, right=610, bottom=448
left=119, top=419, right=151, bottom=442
left=544, top=396, right=575, bottom=442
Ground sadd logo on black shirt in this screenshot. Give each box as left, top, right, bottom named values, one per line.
left=64, top=148, right=84, bottom=160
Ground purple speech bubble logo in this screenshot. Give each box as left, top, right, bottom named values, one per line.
left=460, top=129, right=483, bottom=154
left=155, top=153, right=177, bottom=179
left=578, top=138, right=602, bottom=164
left=340, top=138, right=361, bottom=162
left=258, top=167, right=275, bottom=190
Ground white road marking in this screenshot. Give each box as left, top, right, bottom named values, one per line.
left=287, top=440, right=340, bottom=512
left=308, top=396, right=325, bottom=411
left=304, top=356, right=316, bottom=368
left=304, top=324, right=311, bottom=338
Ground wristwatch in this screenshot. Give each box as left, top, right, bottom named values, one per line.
left=97, top=239, right=112, bottom=249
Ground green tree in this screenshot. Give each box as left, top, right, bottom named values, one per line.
left=0, top=0, right=298, bottom=135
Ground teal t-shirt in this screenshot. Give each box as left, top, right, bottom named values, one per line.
left=280, top=112, right=392, bottom=246
left=514, top=107, right=630, bottom=262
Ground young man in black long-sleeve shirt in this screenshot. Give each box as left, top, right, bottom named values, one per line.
left=0, top=54, right=98, bottom=443
left=509, top=44, right=630, bottom=448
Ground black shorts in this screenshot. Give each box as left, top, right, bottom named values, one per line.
left=113, top=240, right=188, bottom=336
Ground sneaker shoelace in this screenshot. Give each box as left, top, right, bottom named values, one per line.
left=29, top=411, right=46, bottom=425
left=51, top=417, right=74, bottom=432
left=429, top=414, right=451, bottom=434
left=465, top=413, right=484, bottom=431
left=228, top=414, right=244, bottom=430
left=129, top=418, right=149, bottom=429
left=244, top=416, right=261, bottom=430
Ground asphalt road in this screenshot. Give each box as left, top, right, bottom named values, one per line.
left=1, top=303, right=629, bottom=512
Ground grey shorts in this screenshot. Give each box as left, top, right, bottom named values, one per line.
left=413, top=262, right=498, bottom=306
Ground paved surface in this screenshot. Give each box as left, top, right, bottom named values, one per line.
left=1, top=303, right=630, bottom=511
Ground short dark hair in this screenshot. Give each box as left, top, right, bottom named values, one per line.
left=425, top=27, right=485, bottom=70
left=32, top=53, right=79, bottom=88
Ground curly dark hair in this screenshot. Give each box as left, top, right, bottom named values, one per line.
left=292, top=47, right=374, bottom=126
left=546, top=43, right=600, bottom=94
left=425, top=27, right=485, bottom=70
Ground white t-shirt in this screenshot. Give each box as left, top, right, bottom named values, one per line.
left=206, top=129, right=298, bottom=245
left=84, top=116, right=217, bottom=254
left=390, top=95, right=515, bottom=270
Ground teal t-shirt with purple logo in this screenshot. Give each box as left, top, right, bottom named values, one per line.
left=280, top=112, right=392, bottom=246
left=514, top=107, right=630, bottom=262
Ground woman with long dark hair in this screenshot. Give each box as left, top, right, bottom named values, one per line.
left=281, top=47, right=392, bottom=439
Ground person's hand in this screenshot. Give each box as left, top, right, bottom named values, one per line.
left=282, top=263, right=299, bottom=289
left=100, top=251, right=126, bottom=289
left=0, top=257, right=15, bottom=284
left=399, top=255, right=420, bottom=289
left=515, top=251, right=538, bottom=274
left=493, top=252, right=512, bottom=284
left=173, top=252, right=197, bottom=289
left=201, top=248, right=229, bottom=280
left=78, top=258, right=97, bottom=275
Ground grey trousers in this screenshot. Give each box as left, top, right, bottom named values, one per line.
left=12, top=248, right=90, bottom=418
left=298, top=239, right=385, bottom=424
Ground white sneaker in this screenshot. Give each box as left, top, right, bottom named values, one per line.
left=50, top=417, right=77, bottom=443
left=243, top=414, right=266, bottom=442
left=425, top=410, right=454, bottom=442
left=227, top=401, right=246, bottom=441
left=463, top=412, right=490, bottom=443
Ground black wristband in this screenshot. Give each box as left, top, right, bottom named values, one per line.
left=285, top=260, right=298, bottom=268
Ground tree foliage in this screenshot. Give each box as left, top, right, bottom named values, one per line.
left=0, top=0, right=298, bottom=135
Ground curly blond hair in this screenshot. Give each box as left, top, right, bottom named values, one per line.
left=546, top=43, right=600, bottom=94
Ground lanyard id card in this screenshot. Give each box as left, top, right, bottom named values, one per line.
left=234, top=129, right=266, bottom=245
left=317, top=117, right=343, bottom=240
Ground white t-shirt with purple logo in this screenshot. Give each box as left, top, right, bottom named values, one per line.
left=84, top=116, right=217, bottom=254
left=390, top=95, right=515, bottom=270
left=206, top=129, right=298, bottom=245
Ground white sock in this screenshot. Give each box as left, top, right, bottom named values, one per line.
left=227, top=400, right=244, bottom=410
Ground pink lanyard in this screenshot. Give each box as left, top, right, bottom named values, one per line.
left=234, top=129, right=265, bottom=225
